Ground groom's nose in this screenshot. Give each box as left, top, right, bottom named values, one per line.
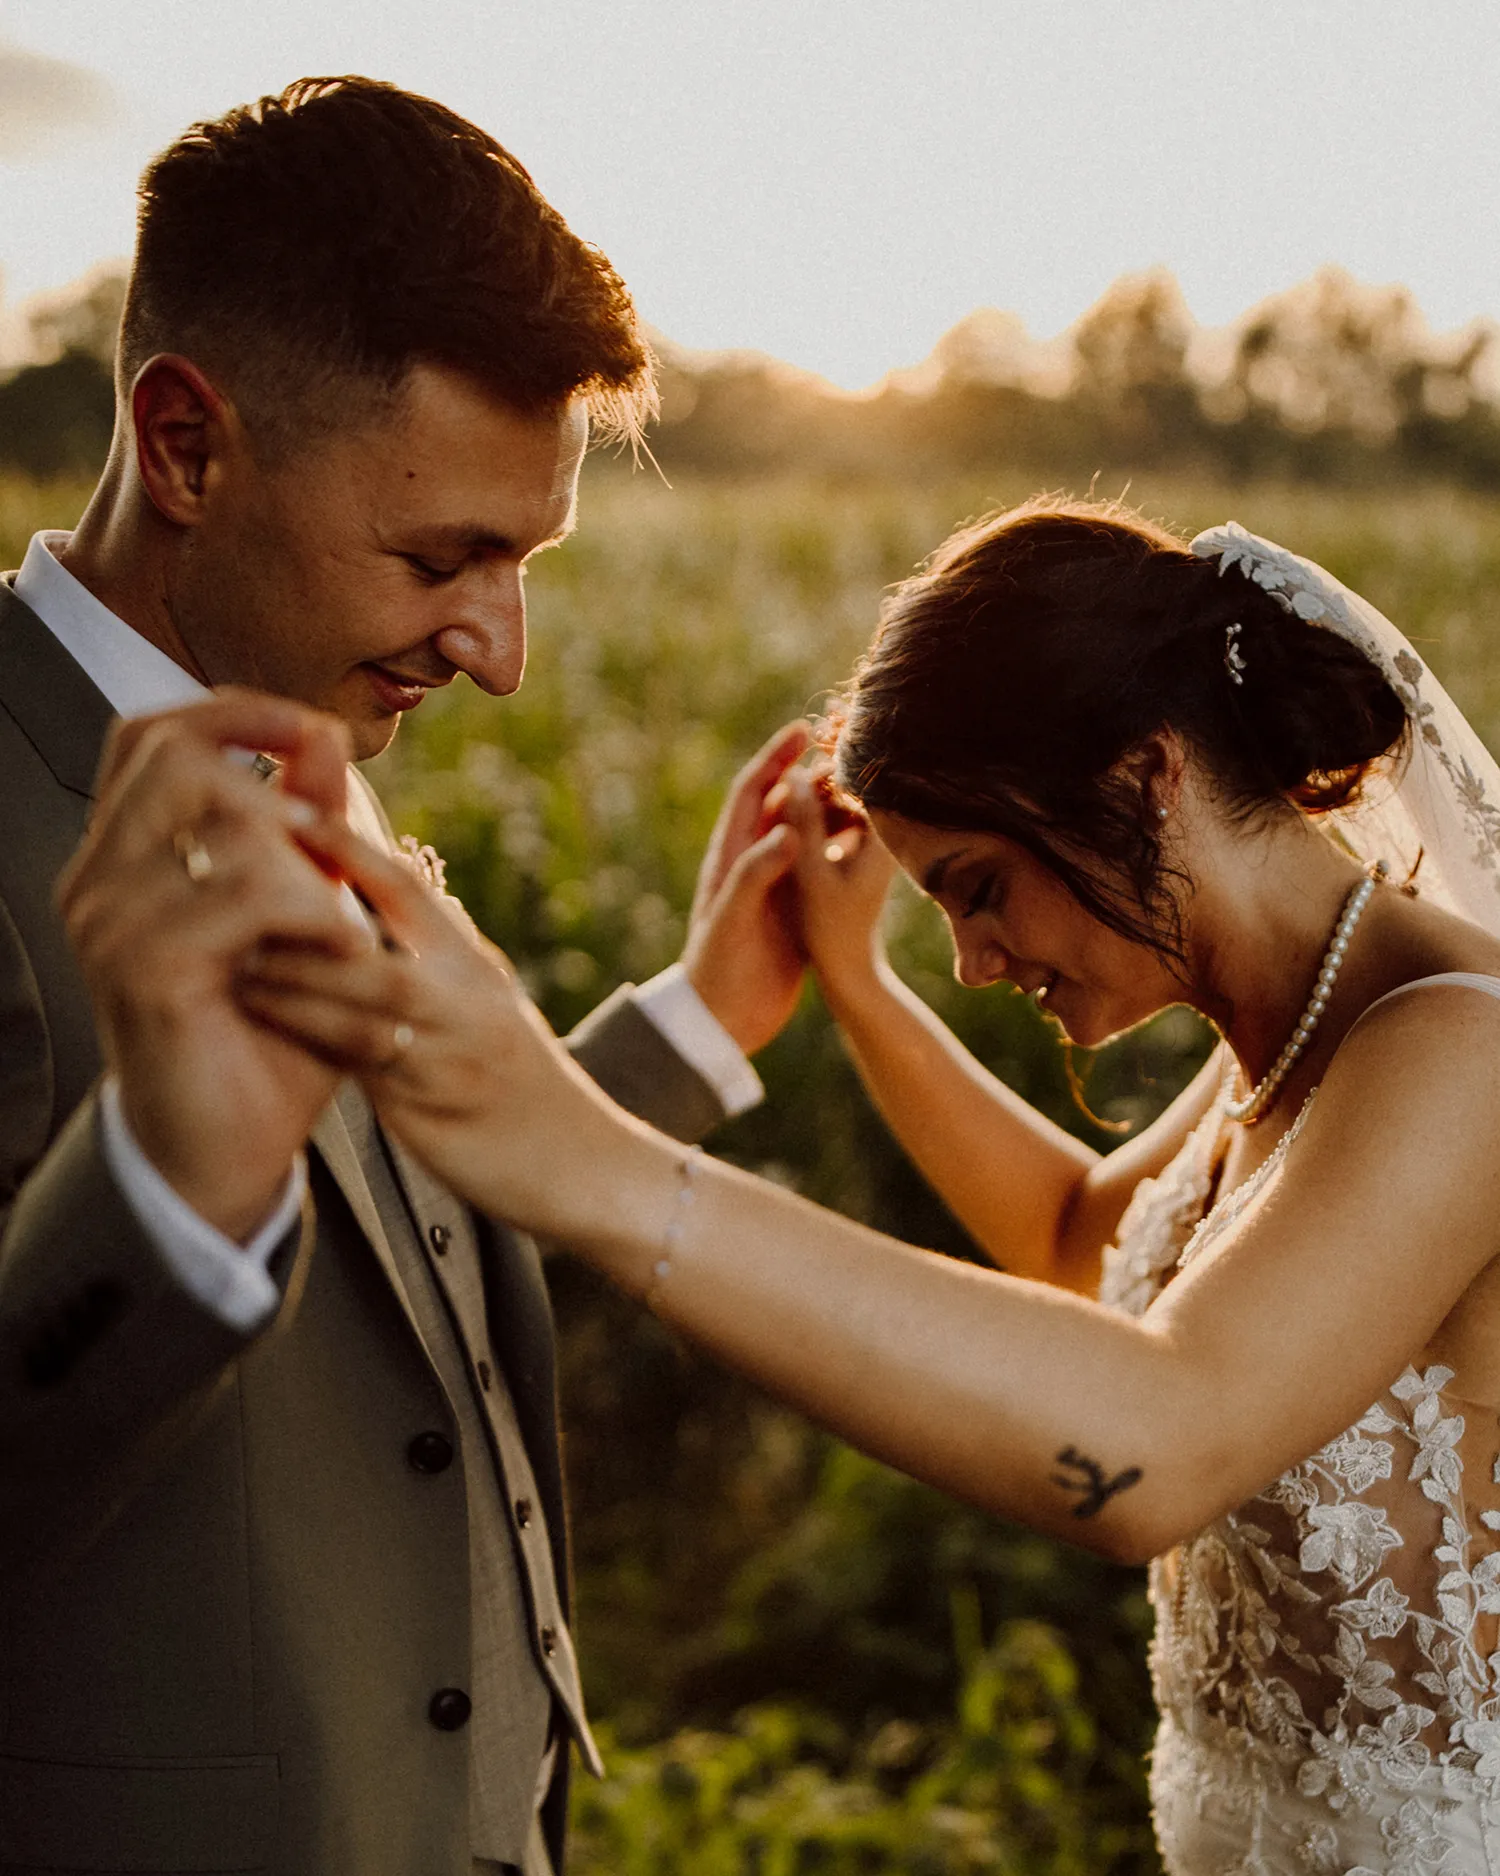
left=432, top=564, right=528, bottom=696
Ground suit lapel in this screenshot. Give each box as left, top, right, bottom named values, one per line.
left=312, top=1096, right=442, bottom=1371
left=0, top=579, right=115, bottom=798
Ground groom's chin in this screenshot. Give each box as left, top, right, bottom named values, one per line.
left=352, top=716, right=403, bottom=761
left=335, top=699, right=405, bottom=762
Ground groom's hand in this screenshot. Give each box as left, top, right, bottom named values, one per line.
left=58, top=690, right=365, bottom=1243
left=681, top=722, right=811, bottom=1057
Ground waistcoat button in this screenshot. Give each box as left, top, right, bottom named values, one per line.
left=428, top=1223, right=451, bottom=1255
left=407, top=1431, right=454, bottom=1475
left=515, top=1496, right=533, bottom=1528
left=540, top=1625, right=557, bottom=1658
left=428, top=1688, right=472, bottom=1731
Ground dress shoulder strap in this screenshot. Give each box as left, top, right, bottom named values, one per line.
left=1357, top=970, right=1500, bottom=1026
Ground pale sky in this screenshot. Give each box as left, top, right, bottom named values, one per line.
left=1, top=0, right=1497, bottom=390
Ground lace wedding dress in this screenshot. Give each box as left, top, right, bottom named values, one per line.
left=1099, top=976, right=1500, bottom=1873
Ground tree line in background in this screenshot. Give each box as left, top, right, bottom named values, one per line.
left=3, top=263, right=1499, bottom=487
left=647, top=269, right=1500, bottom=486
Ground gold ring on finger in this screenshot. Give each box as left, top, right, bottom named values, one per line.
left=172, top=827, right=215, bottom=885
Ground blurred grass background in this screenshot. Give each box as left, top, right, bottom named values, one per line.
left=9, top=463, right=1500, bottom=1871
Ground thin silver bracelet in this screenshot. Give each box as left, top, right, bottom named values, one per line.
left=647, top=1146, right=703, bottom=1305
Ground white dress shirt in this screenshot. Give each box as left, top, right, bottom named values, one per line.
left=15, top=530, right=761, bottom=1331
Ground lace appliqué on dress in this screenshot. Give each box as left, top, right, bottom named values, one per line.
left=1102, top=1084, right=1500, bottom=1873
left=1098, top=1071, right=1231, bottom=1318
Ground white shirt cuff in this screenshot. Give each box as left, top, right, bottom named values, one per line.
left=633, top=964, right=764, bottom=1118
left=98, top=1078, right=304, bottom=1333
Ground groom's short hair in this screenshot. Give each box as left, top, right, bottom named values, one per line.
left=118, top=76, right=655, bottom=459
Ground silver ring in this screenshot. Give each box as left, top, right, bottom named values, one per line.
left=172, top=828, right=214, bottom=885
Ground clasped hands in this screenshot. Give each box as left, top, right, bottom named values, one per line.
left=62, top=691, right=896, bottom=1246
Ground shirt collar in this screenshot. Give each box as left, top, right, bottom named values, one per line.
left=15, top=531, right=208, bottom=720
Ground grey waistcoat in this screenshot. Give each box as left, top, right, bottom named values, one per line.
left=336, top=1085, right=600, bottom=1863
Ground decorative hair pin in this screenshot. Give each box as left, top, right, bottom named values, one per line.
left=1224, top=622, right=1247, bottom=686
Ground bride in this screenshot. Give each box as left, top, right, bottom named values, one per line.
left=241, top=500, right=1500, bottom=1870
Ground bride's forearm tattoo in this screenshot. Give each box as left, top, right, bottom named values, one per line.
left=1050, top=1445, right=1143, bottom=1519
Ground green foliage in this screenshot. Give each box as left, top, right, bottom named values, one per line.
left=0, top=472, right=93, bottom=567
left=572, top=1611, right=1152, bottom=1874
left=0, top=351, right=114, bottom=479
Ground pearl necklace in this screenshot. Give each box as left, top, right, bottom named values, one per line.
left=1226, top=862, right=1386, bottom=1126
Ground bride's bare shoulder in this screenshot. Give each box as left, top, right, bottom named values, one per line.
left=1327, top=963, right=1500, bottom=1088
left=1376, top=886, right=1500, bottom=979
left=1327, top=966, right=1500, bottom=1404
left=1317, top=890, right=1500, bottom=1095
left=1305, top=968, right=1500, bottom=1203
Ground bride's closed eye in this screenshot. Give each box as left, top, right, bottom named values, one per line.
left=963, top=874, right=999, bottom=919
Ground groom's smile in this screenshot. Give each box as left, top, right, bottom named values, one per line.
left=360, top=661, right=450, bottom=717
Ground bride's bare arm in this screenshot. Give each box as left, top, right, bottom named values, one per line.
left=508, top=990, right=1500, bottom=1564
left=818, top=953, right=1225, bottom=1292
left=237, top=829, right=1500, bottom=1565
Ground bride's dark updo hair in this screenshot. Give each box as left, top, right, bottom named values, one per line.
left=831, top=497, right=1408, bottom=959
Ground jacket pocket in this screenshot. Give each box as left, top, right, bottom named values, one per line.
left=0, top=1748, right=278, bottom=1872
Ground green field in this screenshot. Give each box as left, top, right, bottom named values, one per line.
left=10, top=466, right=1500, bottom=1870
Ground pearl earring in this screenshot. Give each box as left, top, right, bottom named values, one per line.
left=1156, top=806, right=1169, bottom=823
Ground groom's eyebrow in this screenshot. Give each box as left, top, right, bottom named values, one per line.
left=413, top=518, right=578, bottom=556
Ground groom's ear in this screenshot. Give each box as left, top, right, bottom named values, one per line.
left=130, top=353, right=241, bottom=527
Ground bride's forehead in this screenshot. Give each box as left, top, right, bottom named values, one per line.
left=869, top=812, right=1019, bottom=881
left=869, top=811, right=962, bottom=863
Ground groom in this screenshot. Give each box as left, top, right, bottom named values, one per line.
left=0, top=78, right=802, bottom=1876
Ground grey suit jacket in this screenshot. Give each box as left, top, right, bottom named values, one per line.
left=0, top=580, right=724, bottom=1875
